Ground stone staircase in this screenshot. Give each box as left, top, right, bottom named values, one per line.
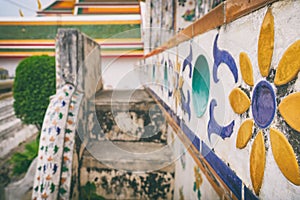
left=0, top=97, right=37, bottom=158
left=28, top=29, right=175, bottom=199
left=80, top=89, right=175, bottom=199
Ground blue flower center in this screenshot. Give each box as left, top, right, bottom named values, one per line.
left=252, top=80, right=276, bottom=128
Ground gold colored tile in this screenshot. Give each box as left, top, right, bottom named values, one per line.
left=229, top=88, right=251, bottom=114
left=278, top=92, right=300, bottom=132
left=258, top=8, right=274, bottom=77
left=270, top=128, right=300, bottom=185
left=274, top=40, right=300, bottom=86
left=239, top=52, right=254, bottom=86
left=250, top=131, right=266, bottom=195
left=236, top=119, right=254, bottom=149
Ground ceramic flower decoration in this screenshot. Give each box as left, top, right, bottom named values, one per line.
left=229, top=8, right=300, bottom=195
left=173, top=51, right=184, bottom=111
left=193, top=166, right=202, bottom=200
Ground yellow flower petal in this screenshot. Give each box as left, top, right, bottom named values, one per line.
left=270, top=128, right=300, bottom=185
left=239, top=52, right=254, bottom=86
left=229, top=88, right=250, bottom=114
left=278, top=92, right=300, bottom=132
left=179, top=76, right=184, bottom=89
left=250, top=131, right=265, bottom=195
left=236, top=119, right=254, bottom=149
left=258, top=8, right=274, bottom=77
left=274, top=40, right=300, bottom=86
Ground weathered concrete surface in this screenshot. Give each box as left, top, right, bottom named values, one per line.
left=92, top=89, right=167, bottom=143
left=0, top=97, right=37, bottom=158
left=81, top=147, right=174, bottom=199
left=55, top=29, right=103, bottom=200
left=85, top=141, right=174, bottom=172
left=56, top=29, right=103, bottom=93
left=0, top=80, right=13, bottom=91
left=94, top=89, right=154, bottom=106
left=31, top=28, right=174, bottom=200
left=5, top=158, right=37, bottom=200
left=80, top=88, right=175, bottom=199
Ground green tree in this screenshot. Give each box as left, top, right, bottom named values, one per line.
left=13, top=55, right=56, bottom=130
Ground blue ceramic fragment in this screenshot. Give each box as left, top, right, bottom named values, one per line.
left=152, top=64, right=156, bottom=81
left=181, top=89, right=191, bottom=121
left=207, top=99, right=234, bottom=141
left=213, top=34, right=238, bottom=83
left=56, top=127, right=61, bottom=135
left=168, top=89, right=173, bottom=97
left=164, top=61, right=168, bottom=89
left=252, top=80, right=276, bottom=128
left=53, top=164, right=58, bottom=174
left=182, top=43, right=193, bottom=78
left=169, top=59, right=173, bottom=68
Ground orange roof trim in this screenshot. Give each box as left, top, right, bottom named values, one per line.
left=81, top=7, right=140, bottom=14
left=52, top=1, right=75, bottom=9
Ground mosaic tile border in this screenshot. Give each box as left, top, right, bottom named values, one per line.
left=147, top=88, right=258, bottom=200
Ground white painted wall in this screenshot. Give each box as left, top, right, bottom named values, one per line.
left=101, top=57, right=142, bottom=90
left=0, top=58, right=23, bottom=77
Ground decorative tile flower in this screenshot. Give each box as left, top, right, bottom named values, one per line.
left=32, top=84, right=80, bottom=200
left=173, top=47, right=191, bottom=121
left=230, top=8, right=300, bottom=195
left=173, top=52, right=183, bottom=110
left=178, top=0, right=187, bottom=7
left=193, top=166, right=202, bottom=200
left=182, top=9, right=196, bottom=22
left=208, top=33, right=238, bottom=141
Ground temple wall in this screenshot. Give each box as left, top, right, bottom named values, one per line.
left=143, top=1, right=300, bottom=199
left=102, top=57, right=142, bottom=90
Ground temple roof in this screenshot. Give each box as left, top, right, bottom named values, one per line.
left=37, top=0, right=75, bottom=16
left=0, top=0, right=143, bottom=58
left=77, top=0, right=139, bottom=4
left=38, top=0, right=140, bottom=16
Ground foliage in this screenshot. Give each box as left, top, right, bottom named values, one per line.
left=13, top=55, right=56, bottom=130
left=80, top=182, right=105, bottom=200
left=9, top=140, right=39, bottom=175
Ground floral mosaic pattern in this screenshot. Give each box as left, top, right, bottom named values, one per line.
left=193, top=166, right=203, bottom=200
left=173, top=52, right=183, bottom=112
left=232, top=8, right=300, bottom=195
left=182, top=8, right=196, bottom=22
left=32, top=84, right=82, bottom=200
left=176, top=0, right=197, bottom=31
left=150, top=0, right=162, bottom=49
left=213, top=34, right=238, bottom=84
left=178, top=0, right=187, bottom=7
left=59, top=91, right=83, bottom=199
left=181, top=61, right=192, bottom=120
left=171, top=47, right=192, bottom=121
left=208, top=33, right=238, bottom=141
left=208, top=99, right=234, bottom=141
left=182, top=43, right=193, bottom=78
left=162, top=0, right=174, bottom=33
left=146, top=2, right=300, bottom=199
